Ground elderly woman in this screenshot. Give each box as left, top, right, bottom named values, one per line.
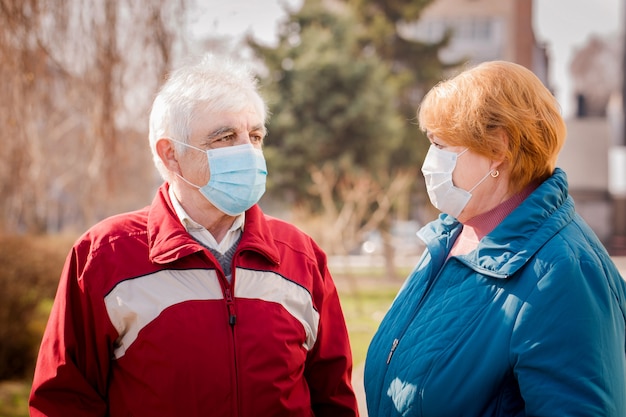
left=364, top=61, right=626, bottom=417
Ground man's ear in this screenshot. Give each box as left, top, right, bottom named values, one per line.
left=156, top=138, right=181, bottom=174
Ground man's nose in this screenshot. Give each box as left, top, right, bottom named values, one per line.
left=235, top=134, right=255, bottom=146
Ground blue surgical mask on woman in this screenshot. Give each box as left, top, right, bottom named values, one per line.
left=172, top=141, right=267, bottom=216
left=421, top=145, right=494, bottom=218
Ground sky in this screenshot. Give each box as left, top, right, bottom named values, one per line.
left=191, top=0, right=623, bottom=118
left=534, top=0, right=622, bottom=116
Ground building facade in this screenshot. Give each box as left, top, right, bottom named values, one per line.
left=399, top=0, right=549, bottom=87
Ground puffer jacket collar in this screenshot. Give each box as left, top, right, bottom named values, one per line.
left=146, top=183, right=280, bottom=266
left=418, top=168, right=575, bottom=279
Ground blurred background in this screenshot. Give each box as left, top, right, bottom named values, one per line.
left=1, top=0, right=625, bottom=415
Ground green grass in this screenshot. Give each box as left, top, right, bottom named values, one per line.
left=339, top=285, right=400, bottom=366
left=0, top=380, right=30, bottom=417
left=330, top=264, right=408, bottom=366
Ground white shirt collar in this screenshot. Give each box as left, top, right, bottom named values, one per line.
left=168, top=184, right=245, bottom=253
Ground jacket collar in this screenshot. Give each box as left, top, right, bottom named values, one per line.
left=419, top=168, right=575, bottom=278
left=147, top=183, right=280, bottom=265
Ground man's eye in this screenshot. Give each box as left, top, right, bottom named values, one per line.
left=218, top=134, right=235, bottom=142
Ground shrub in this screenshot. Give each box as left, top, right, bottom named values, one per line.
left=0, top=234, right=74, bottom=380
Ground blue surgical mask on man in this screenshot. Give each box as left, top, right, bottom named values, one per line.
left=171, top=141, right=267, bottom=216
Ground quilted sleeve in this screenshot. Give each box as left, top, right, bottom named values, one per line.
left=510, top=257, right=626, bottom=416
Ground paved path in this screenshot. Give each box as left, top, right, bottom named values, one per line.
left=353, top=363, right=368, bottom=416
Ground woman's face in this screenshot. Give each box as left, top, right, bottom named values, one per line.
left=428, top=134, right=510, bottom=221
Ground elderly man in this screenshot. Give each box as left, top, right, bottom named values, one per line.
left=30, top=54, right=359, bottom=417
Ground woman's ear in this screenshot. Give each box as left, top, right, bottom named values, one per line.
left=490, top=130, right=509, bottom=172
left=156, top=138, right=182, bottom=175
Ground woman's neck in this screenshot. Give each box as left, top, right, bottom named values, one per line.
left=449, top=182, right=538, bottom=258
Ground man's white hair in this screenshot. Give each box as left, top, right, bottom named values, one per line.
left=148, top=53, right=268, bottom=181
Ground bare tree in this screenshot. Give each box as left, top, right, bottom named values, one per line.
left=303, top=162, right=417, bottom=279
left=0, top=0, right=187, bottom=234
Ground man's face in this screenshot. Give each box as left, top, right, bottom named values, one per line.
left=177, top=105, right=266, bottom=189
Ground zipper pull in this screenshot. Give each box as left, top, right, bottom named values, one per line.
left=386, top=338, right=399, bottom=364
left=224, top=288, right=237, bottom=327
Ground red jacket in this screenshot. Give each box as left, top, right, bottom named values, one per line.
left=30, top=184, right=359, bottom=417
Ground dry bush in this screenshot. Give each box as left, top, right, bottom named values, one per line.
left=0, top=234, right=74, bottom=380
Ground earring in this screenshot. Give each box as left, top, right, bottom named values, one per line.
left=491, top=170, right=499, bottom=178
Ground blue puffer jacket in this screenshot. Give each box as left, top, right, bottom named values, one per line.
left=364, top=168, right=626, bottom=417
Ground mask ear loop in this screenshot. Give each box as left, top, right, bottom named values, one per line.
left=168, top=138, right=205, bottom=153
left=468, top=169, right=497, bottom=193
left=175, top=173, right=202, bottom=189
left=168, top=138, right=209, bottom=190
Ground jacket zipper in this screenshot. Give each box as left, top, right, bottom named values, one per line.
left=224, top=285, right=239, bottom=416
left=386, top=338, right=399, bottom=364
left=201, top=243, right=241, bottom=416
left=385, top=248, right=448, bottom=366
left=225, top=287, right=237, bottom=326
